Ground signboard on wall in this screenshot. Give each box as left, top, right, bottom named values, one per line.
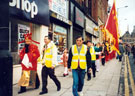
left=70, top=2, right=74, bottom=22
left=85, top=17, right=94, bottom=34
left=49, top=0, right=67, bottom=18
left=18, top=24, right=30, bottom=53
left=75, top=7, right=84, bottom=28
left=9, top=0, right=49, bottom=26
left=94, top=31, right=99, bottom=37
left=54, top=25, right=67, bottom=34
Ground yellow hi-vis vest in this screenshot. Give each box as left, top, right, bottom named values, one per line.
left=44, top=44, right=55, bottom=68
left=90, top=46, right=96, bottom=61
left=71, top=44, right=87, bottom=69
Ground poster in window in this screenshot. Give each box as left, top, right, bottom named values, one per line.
left=18, top=24, right=30, bottom=53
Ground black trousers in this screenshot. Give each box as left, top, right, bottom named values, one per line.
left=101, top=58, right=105, bottom=65
left=119, top=55, right=122, bottom=61
left=87, top=61, right=96, bottom=79
left=41, top=66, right=60, bottom=92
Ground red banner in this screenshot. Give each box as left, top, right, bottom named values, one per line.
left=105, top=1, right=119, bottom=54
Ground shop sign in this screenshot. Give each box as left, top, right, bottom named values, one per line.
left=51, top=12, right=72, bottom=25
left=56, top=14, right=69, bottom=24
left=75, top=7, right=84, bottom=28
left=85, top=17, right=93, bottom=34
left=49, top=0, right=68, bottom=18
left=94, top=31, right=99, bottom=37
left=9, top=0, right=49, bottom=26
left=54, top=25, right=67, bottom=34
left=70, top=2, right=74, bottom=22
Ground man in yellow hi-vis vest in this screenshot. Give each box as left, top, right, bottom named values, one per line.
left=87, top=41, right=96, bottom=80
left=39, top=35, right=61, bottom=95
left=68, top=36, right=91, bottom=96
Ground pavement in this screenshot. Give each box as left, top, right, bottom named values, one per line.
left=13, top=58, right=122, bottom=96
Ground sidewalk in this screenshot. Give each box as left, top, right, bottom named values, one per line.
left=13, top=58, right=122, bottom=96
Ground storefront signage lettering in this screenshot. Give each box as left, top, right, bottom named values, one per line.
left=85, top=17, right=94, bottom=34
left=9, top=0, right=38, bottom=18
left=49, top=0, right=67, bottom=18
left=9, top=0, right=49, bottom=26
left=76, top=11, right=83, bottom=23
left=75, top=7, right=84, bottom=28
left=55, top=25, right=67, bottom=34
left=57, top=14, right=69, bottom=24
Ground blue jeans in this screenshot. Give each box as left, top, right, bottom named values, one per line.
left=72, top=69, right=85, bottom=96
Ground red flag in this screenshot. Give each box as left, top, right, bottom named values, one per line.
left=104, top=1, right=119, bottom=54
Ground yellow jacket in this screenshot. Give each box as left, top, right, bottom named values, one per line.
left=90, top=46, right=96, bottom=61
left=71, top=44, right=87, bottom=69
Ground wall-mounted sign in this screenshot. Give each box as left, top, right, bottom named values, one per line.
left=75, top=7, right=84, bottom=28
left=51, top=12, right=72, bottom=25
left=94, top=31, right=99, bottom=37
left=49, top=0, right=67, bottom=18
left=54, top=25, right=67, bottom=34
left=9, top=0, right=49, bottom=26
left=85, top=17, right=94, bottom=34
left=70, top=2, right=74, bottom=22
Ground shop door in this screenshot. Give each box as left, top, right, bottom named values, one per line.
left=73, top=27, right=83, bottom=44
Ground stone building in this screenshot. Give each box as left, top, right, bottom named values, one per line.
left=122, top=26, right=135, bottom=44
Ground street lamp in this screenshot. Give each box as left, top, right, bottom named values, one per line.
left=118, top=18, right=127, bottom=36
left=117, top=6, right=128, bottom=36
left=117, top=6, right=128, bottom=20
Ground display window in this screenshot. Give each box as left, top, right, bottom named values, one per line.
left=10, top=18, right=41, bottom=64
left=54, top=32, right=67, bottom=54
left=49, top=24, right=67, bottom=55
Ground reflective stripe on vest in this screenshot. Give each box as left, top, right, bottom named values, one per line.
left=71, top=44, right=87, bottom=69
left=44, top=44, right=55, bottom=68
left=90, top=46, right=96, bottom=61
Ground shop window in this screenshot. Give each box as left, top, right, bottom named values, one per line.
left=10, top=18, right=40, bottom=64
left=49, top=24, right=67, bottom=55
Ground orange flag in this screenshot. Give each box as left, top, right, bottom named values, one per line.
left=104, top=0, right=119, bottom=54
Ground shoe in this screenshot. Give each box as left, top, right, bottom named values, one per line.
left=57, top=85, right=61, bottom=91
left=78, top=92, right=83, bottom=96
left=39, top=91, right=48, bottom=95
left=18, top=86, right=26, bottom=94
left=87, top=78, right=91, bottom=81
left=18, top=90, right=26, bottom=94
left=93, top=75, right=96, bottom=78
left=35, top=86, right=39, bottom=89
left=63, top=73, right=68, bottom=77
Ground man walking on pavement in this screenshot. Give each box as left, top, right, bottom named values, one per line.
left=68, top=35, right=91, bottom=96
left=87, top=40, right=96, bottom=80
left=118, top=39, right=125, bottom=62
left=39, top=34, right=61, bottom=95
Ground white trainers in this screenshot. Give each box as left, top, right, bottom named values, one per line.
left=78, top=92, right=83, bottom=96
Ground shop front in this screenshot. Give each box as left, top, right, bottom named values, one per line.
left=49, top=23, right=68, bottom=55
left=49, top=0, right=72, bottom=54
left=9, top=0, right=49, bottom=64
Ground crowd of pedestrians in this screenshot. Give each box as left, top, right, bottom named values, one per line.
left=18, top=33, right=133, bottom=96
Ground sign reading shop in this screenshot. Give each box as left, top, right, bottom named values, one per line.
left=9, top=0, right=49, bottom=26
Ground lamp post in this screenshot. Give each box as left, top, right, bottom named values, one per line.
left=119, top=18, right=127, bottom=36
left=117, top=6, right=128, bottom=22
left=117, top=6, right=128, bottom=36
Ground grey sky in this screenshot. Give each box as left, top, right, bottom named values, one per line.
left=109, top=0, right=135, bottom=36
